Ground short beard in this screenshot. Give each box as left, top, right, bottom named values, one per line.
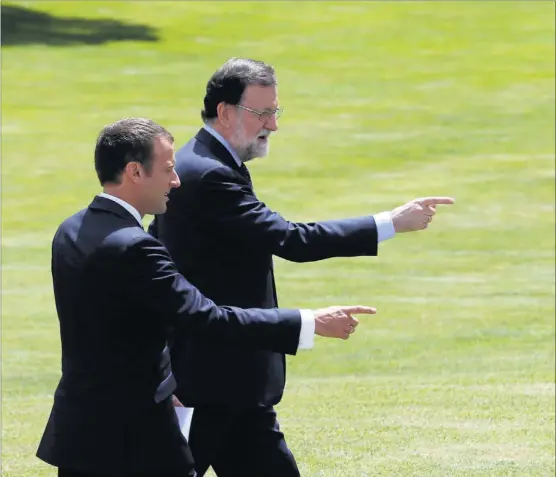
left=231, top=118, right=270, bottom=163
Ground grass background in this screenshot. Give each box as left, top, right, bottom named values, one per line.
left=1, top=1, right=555, bottom=476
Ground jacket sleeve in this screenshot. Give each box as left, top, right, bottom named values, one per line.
left=124, top=234, right=302, bottom=355
left=196, top=166, right=379, bottom=262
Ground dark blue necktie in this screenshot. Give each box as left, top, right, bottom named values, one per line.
left=239, top=163, right=252, bottom=185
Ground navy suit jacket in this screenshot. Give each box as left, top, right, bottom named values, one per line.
left=149, top=128, right=380, bottom=408
left=36, top=196, right=301, bottom=474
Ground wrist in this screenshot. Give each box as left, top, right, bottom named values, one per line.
left=313, top=316, right=323, bottom=336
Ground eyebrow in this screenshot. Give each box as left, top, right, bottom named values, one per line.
left=243, top=105, right=280, bottom=112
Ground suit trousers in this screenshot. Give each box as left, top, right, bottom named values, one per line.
left=58, top=468, right=196, bottom=477
left=187, top=405, right=300, bottom=477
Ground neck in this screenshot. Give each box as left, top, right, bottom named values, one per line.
left=208, top=122, right=237, bottom=149
left=102, top=185, right=144, bottom=218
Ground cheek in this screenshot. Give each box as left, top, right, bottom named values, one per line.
left=151, top=175, right=166, bottom=190
left=244, top=120, right=263, bottom=139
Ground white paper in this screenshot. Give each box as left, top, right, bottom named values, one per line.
left=175, top=406, right=194, bottom=440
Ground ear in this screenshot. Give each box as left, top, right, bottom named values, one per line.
left=216, top=102, right=233, bottom=128
left=124, top=162, right=143, bottom=184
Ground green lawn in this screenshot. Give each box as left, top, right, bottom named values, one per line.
left=2, top=1, right=555, bottom=476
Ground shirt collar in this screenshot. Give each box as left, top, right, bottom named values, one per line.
left=98, top=192, right=143, bottom=226
left=202, top=123, right=242, bottom=167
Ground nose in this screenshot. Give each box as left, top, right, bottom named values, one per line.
left=170, top=170, right=181, bottom=188
left=265, top=114, right=278, bottom=132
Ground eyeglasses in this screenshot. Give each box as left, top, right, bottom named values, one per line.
left=236, top=104, right=283, bottom=122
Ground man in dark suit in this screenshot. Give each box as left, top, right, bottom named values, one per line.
left=149, top=58, right=455, bottom=476
left=36, top=117, right=377, bottom=477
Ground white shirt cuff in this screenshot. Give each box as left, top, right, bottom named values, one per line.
left=374, top=211, right=395, bottom=242
left=297, top=309, right=315, bottom=350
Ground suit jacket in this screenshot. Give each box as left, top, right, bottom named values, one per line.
left=149, top=127, right=380, bottom=408
left=36, top=195, right=301, bottom=474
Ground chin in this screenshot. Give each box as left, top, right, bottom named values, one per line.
left=254, top=146, right=270, bottom=159
left=153, top=204, right=168, bottom=215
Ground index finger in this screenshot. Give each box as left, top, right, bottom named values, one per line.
left=420, top=197, right=455, bottom=206
left=340, top=306, right=377, bottom=315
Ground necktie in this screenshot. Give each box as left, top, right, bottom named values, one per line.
left=239, top=163, right=252, bottom=185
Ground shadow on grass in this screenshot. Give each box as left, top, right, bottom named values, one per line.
left=1, top=4, right=159, bottom=46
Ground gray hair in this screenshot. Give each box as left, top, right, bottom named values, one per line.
left=201, top=58, right=277, bottom=123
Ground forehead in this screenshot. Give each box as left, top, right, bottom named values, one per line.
left=242, top=85, right=278, bottom=108
left=152, top=136, right=175, bottom=162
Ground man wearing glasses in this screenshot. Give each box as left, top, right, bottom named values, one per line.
left=149, top=57, right=454, bottom=477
